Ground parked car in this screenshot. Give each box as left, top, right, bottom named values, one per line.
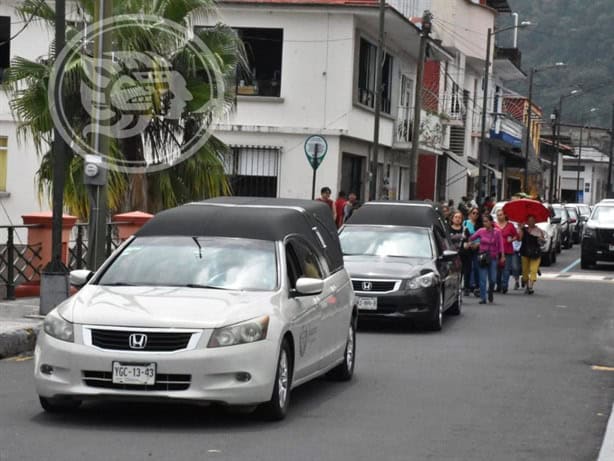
left=565, top=205, right=582, bottom=244
left=581, top=201, right=614, bottom=269
left=35, top=198, right=356, bottom=420
left=552, top=204, right=572, bottom=249
left=339, top=201, right=462, bottom=331
left=571, top=203, right=591, bottom=241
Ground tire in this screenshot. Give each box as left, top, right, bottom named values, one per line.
left=448, top=277, right=462, bottom=316
left=424, top=289, right=444, bottom=331
left=556, top=240, right=562, bottom=254
left=328, top=316, right=357, bottom=381
left=552, top=249, right=557, bottom=264
left=541, top=251, right=552, bottom=267
left=39, top=396, right=81, bottom=413
left=260, top=339, right=293, bottom=421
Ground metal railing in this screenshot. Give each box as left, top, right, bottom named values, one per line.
left=68, top=222, right=125, bottom=270
left=0, top=225, right=43, bottom=300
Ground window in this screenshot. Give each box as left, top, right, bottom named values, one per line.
left=357, top=38, right=392, bottom=114
left=0, top=17, right=9, bottom=82
left=224, top=146, right=280, bottom=197
left=236, top=28, right=283, bottom=97
left=0, top=137, right=7, bottom=191
left=286, top=240, right=324, bottom=282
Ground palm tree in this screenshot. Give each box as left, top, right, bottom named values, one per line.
left=3, top=0, right=244, bottom=218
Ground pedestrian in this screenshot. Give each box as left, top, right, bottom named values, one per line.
left=316, top=186, right=337, bottom=222
left=440, top=203, right=451, bottom=223
left=462, top=206, right=481, bottom=296
left=495, top=209, right=518, bottom=294
left=518, top=215, right=545, bottom=295
left=469, top=214, right=504, bottom=304
left=334, top=191, right=347, bottom=228
left=448, top=211, right=465, bottom=252
left=458, top=196, right=469, bottom=217
left=343, top=192, right=360, bottom=223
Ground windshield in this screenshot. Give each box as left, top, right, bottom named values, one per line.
left=591, top=206, right=614, bottom=225
left=566, top=207, right=578, bottom=219
left=552, top=206, right=568, bottom=219
left=339, top=226, right=433, bottom=259
left=97, top=236, right=278, bottom=291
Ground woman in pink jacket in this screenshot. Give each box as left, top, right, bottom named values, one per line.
left=469, top=214, right=505, bottom=304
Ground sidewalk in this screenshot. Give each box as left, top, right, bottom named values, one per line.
left=0, top=298, right=42, bottom=359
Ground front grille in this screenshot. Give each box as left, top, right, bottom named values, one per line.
left=82, top=370, right=191, bottom=391
left=91, top=330, right=192, bottom=352
left=596, top=229, right=614, bottom=244
left=352, top=280, right=397, bottom=292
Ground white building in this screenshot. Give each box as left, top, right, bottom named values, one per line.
left=206, top=0, right=455, bottom=201
left=561, top=147, right=610, bottom=205
left=0, top=1, right=52, bottom=238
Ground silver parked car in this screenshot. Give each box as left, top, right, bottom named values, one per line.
left=35, top=198, right=356, bottom=420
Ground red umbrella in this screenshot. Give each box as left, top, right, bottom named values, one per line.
left=502, top=199, right=550, bottom=223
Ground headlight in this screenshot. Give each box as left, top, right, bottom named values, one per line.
left=208, top=316, right=269, bottom=348
left=43, top=309, right=74, bottom=342
left=583, top=226, right=596, bottom=239
left=406, top=273, right=436, bottom=290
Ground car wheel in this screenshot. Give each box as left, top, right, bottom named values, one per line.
left=328, top=316, right=356, bottom=381
left=541, top=251, right=552, bottom=267
left=448, top=277, right=462, bottom=316
left=260, top=339, right=292, bottom=421
left=556, top=239, right=562, bottom=253
left=39, top=396, right=81, bottom=413
left=425, top=289, right=444, bottom=331
left=552, top=248, right=557, bottom=264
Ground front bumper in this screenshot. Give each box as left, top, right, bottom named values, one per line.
left=582, top=239, right=614, bottom=262
left=355, top=286, right=439, bottom=319
left=34, top=329, right=279, bottom=405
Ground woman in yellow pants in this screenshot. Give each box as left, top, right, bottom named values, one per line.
left=518, top=215, right=545, bottom=294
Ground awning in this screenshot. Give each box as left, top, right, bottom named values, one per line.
left=444, top=151, right=479, bottom=177
left=483, top=164, right=503, bottom=180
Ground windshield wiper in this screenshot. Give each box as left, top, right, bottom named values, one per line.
left=184, top=283, right=228, bottom=290
left=99, top=282, right=137, bottom=286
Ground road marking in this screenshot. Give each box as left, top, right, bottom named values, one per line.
left=539, top=273, right=614, bottom=284
left=598, top=404, right=614, bottom=461
left=592, top=365, right=614, bottom=372
left=561, top=258, right=581, bottom=273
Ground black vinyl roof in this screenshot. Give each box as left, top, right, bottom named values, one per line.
left=136, top=197, right=344, bottom=271
left=346, top=201, right=444, bottom=229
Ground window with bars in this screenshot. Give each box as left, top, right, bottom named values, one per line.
left=224, top=146, right=280, bottom=197
left=0, top=137, right=7, bottom=191
left=357, top=38, right=392, bottom=114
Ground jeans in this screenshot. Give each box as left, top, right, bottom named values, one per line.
left=478, top=259, right=498, bottom=301
left=471, top=253, right=480, bottom=289
left=500, top=253, right=519, bottom=291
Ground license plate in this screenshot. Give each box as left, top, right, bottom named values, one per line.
left=112, top=362, right=156, bottom=385
left=357, top=296, right=378, bottom=311
left=609, top=245, right=614, bottom=252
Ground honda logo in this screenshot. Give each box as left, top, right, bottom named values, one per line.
left=128, top=333, right=148, bottom=350
left=362, top=281, right=372, bottom=291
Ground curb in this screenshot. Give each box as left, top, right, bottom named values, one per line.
left=0, top=326, right=40, bottom=359
left=598, top=403, right=614, bottom=461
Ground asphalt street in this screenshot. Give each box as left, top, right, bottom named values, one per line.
left=0, top=246, right=613, bottom=461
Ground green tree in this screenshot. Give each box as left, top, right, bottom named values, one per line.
left=4, top=0, right=245, bottom=218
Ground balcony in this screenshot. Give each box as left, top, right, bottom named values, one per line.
left=493, top=47, right=526, bottom=81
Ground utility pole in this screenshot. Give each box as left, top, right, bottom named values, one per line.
left=87, top=0, right=113, bottom=270
left=552, top=107, right=560, bottom=202
left=368, top=0, right=386, bottom=201
left=40, top=0, right=69, bottom=315
left=607, top=102, right=614, bottom=198
left=576, top=124, right=583, bottom=202
left=477, top=28, right=492, bottom=206
left=523, top=68, right=534, bottom=193
left=409, top=11, right=431, bottom=200
left=548, top=108, right=559, bottom=203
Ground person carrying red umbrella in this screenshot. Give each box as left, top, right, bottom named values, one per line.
left=502, top=200, right=549, bottom=295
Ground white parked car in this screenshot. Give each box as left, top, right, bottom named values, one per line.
left=35, top=198, right=357, bottom=420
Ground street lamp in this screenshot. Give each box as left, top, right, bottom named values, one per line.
left=523, top=62, right=566, bottom=193
left=576, top=107, right=599, bottom=202
left=477, top=20, right=531, bottom=206
left=550, top=88, right=582, bottom=202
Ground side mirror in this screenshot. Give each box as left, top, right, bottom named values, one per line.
left=440, top=249, right=458, bottom=261
left=550, top=217, right=562, bottom=225
left=70, top=269, right=94, bottom=287
left=295, top=277, right=324, bottom=296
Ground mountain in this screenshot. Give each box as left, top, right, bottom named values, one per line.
left=503, top=0, right=614, bottom=129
